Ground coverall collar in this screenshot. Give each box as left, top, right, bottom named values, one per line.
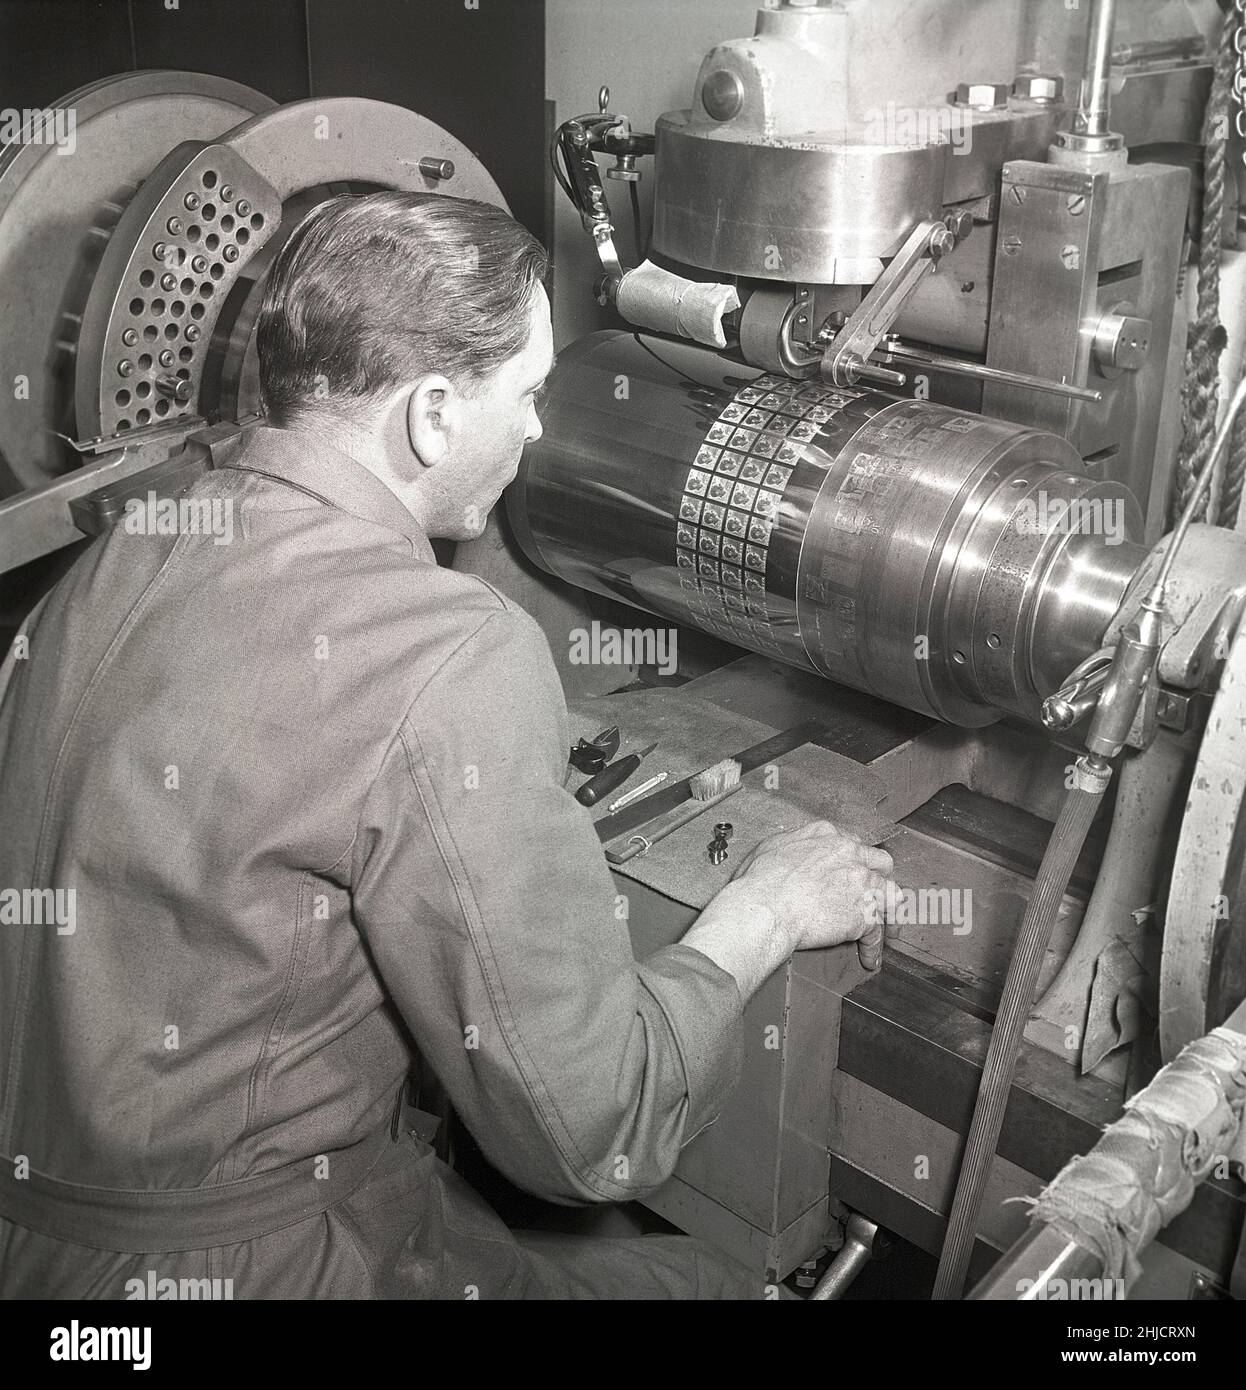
left=223, top=422, right=438, bottom=560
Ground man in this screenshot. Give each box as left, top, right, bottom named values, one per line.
left=0, top=192, right=895, bottom=1299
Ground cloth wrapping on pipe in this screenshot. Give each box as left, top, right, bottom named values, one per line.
left=615, top=260, right=741, bottom=349
left=1021, top=1026, right=1246, bottom=1287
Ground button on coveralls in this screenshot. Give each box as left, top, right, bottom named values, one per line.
left=0, top=425, right=756, bottom=1298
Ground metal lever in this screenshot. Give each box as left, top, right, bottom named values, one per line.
left=551, top=88, right=655, bottom=293
left=820, top=214, right=972, bottom=388
left=553, top=113, right=627, bottom=281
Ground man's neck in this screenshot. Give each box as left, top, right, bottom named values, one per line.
left=282, top=412, right=430, bottom=531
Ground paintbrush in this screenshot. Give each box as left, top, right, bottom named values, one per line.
left=605, top=757, right=743, bottom=864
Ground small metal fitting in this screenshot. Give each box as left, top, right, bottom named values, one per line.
left=156, top=374, right=193, bottom=403
left=418, top=157, right=456, bottom=182
left=713, top=822, right=734, bottom=841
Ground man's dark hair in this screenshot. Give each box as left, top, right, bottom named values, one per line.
left=256, top=191, right=548, bottom=426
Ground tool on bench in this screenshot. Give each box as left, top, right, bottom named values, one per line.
left=569, top=725, right=620, bottom=774
left=575, top=742, right=657, bottom=807
left=594, top=720, right=825, bottom=851
left=601, top=722, right=827, bottom=865
left=607, top=771, right=669, bottom=813
left=607, top=756, right=744, bottom=864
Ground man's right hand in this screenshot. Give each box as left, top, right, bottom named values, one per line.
left=730, top=820, right=895, bottom=956
left=681, top=820, right=898, bottom=1000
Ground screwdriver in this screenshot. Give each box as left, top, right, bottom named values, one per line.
left=575, top=743, right=657, bottom=807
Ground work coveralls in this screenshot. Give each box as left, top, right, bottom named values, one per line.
left=0, top=425, right=756, bottom=1298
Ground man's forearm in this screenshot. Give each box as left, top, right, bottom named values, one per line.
left=680, top=882, right=795, bottom=1001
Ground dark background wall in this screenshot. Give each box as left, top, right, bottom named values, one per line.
left=0, top=0, right=546, bottom=235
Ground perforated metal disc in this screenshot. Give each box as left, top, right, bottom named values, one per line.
left=0, top=71, right=274, bottom=492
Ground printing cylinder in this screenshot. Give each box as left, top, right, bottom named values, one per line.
left=509, top=331, right=1145, bottom=726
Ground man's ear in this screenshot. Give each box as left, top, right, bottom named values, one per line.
left=406, top=373, right=455, bottom=468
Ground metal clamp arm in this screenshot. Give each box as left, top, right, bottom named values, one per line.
left=820, top=214, right=970, bottom=387
left=551, top=88, right=653, bottom=289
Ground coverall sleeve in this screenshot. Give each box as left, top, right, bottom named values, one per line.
left=350, top=604, right=745, bottom=1204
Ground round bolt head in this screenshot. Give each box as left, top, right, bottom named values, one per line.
left=184, top=324, right=201, bottom=342
left=192, top=255, right=208, bottom=273
left=121, top=328, right=138, bottom=347
left=160, top=273, right=176, bottom=291
left=945, top=209, right=973, bottom=241
left=954, top=81, right=1010, bottom=110
left=183, top=192, right=200, bottom=211
left=702, top=68, right=745, bottom=122
left=158, top=349, right=174, bottom=368
left=117, top=359, right=134, bottom=377
left=166, top=217, right=183, bottom=236
left=223, top=244, right=239, bottom=262
left=235, top=200, right=251, bottom=217
left=220, top=185, right=234, bottom=202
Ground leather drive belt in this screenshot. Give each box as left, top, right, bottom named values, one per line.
left=0, top=1123, right=392, bottom=1254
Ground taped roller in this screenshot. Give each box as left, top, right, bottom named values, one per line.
left=614, top=260, right=740, bottom=349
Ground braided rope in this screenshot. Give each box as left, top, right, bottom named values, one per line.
left=1174, top=13, right=1238, bottom=525
left=1218, top=2, right=1246, bottom=528
left=1222, top=398, right=1246, bottom=526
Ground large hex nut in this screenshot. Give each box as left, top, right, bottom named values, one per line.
left=1013, top=73, right=1064, bottom=103
left=954, top=81, right=1010, bottom=111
